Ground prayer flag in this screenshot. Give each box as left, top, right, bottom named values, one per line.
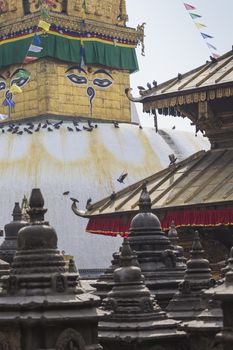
left=33, top=33, right=41, bottom=46
left=201, top=32, right=213, bottom=39
left=189, top=13, right=202, bottom=19
left=38, top=20, right=51, bottom=32
left=207, top=42, right=217, bottom=51
left=9, top=84, right=22, bottom=94
left=184, top=3, right=196, bottom=11
left=195, top=22, right=207, bottom=29
left=41, top=6, right=50, bottom=18
left=28, top=44, right=43, bottom=53
left=212, top=53, right=220, bottom=59
left=23, top=56, right=38, bottom=64
left=16, top=69, right=31, bottom=79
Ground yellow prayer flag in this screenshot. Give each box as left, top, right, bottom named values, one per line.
left=38, top=20, right=51, bottom=32
left=195, top=22, right=207, bottom=29
left=9, top=84, right=22, bottom=94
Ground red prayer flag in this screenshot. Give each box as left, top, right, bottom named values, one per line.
left=23, top=56, right=38, bottom=64
left=184, top=3, right=196, bottom=11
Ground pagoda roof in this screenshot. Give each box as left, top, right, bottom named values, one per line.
left=74, top=148, right=233, bottom=218
left=127, top=50, right=233, bottom=111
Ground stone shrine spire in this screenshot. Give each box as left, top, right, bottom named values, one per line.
left=99, top=238, right=186, bottom=350
left=167, top=231, right=215, bottom=321
left=128, top=186, right=187, bottom=308
left=4, top=188, right=80, bottom=296
left=0, top=202, right=27, bottom=264
left=0, top=188, right=104, bottom=349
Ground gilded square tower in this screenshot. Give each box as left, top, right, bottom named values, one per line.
left=0, top=0, right=143, bottom=121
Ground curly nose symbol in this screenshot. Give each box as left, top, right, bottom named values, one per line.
left=87, top=86, right=95, bottom=115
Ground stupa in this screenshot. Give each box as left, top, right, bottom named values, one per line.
left=0, top=188, right=104, bottom=350
left=0, top=202, right=28, bottom=264
left=127, top=185, right=187, bottom=308
left=0, top=0, right=208, bottom=274
left=99, top=237, right=187, bottom=350
left=166, top=231, right=215, bottom=321
left=211, top=246, right=233, bottom=350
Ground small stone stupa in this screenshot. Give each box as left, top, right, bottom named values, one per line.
left=99, top=238, right=186, bottom=350
left=0, top=202, right=28, bottom=264
left=182, top=297, right=223, bottom=350
left=166, top=231, right=215, bottom=321
left=211, top=246, right=233, bottom=350
left=92, top=248, right=121, bottom=299
left=168, top=220, right=186, bottom=264
left=0, top=188, right=104, bottom=350
left=128, top=185, right=187, bottom=308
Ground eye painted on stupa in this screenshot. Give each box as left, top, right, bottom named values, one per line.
left=0, top=80, right=6, bottom=91
left=10, top=69, right=31, bottom=88
left=65, top=66, right=88, bottom=85
left=93, top=69, right=113, bottom=89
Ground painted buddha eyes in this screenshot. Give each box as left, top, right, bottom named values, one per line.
left=11, top=76, right=30, bottom=88
left=0, top=69, right=30, bottom=93
left=93, top=78, right=112, bottom=88
left=0, top=82, right=6, bottom=91
left=66, top=73, right=88, bottom=85
left=66, top=67, right=113, bottom=89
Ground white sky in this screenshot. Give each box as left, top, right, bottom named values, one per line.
left=127, top=0, right=233, bottom=130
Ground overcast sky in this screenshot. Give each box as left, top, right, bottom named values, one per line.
left=127, top=0, right=233, bottom=130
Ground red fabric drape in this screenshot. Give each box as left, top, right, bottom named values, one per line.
left=86, top=207, right=233, bottom=236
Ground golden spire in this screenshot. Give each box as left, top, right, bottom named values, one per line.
left=119, top=0, right=129, bottom=26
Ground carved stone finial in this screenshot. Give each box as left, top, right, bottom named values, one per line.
left=191, top=231, right=203, bottom=256
left=168, top=220, right=178, bottom=239
left=28, top=188, right=47, bottom=222
left=12, top=202, right=22, bottom=221
left=21, top=195, right=30, bottom=222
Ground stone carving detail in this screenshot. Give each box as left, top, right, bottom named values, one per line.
left=7, top=276, right=18, bottom=295
left=161, top=249, right=176, bottom=268
left=105, top=298, right=117, bottom=312
left=0, top=0, right=17, bottom=13
left=56, top=329, right=86, bottom=350
left=140, top=297, right=154, bottom=313
left=28, top=0, right=66, bottom=13
left=0, top=332, right=11, bottom=350
left=55, top=275, right=66, bottom=293
left=73, top=0, right=117, bottom=19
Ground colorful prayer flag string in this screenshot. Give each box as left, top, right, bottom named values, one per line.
left=183, top=3, right=220, bottom=59
left=3, top=0, right=52, bottom=112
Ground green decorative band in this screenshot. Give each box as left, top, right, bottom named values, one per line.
left=0, top=31, right=139, bottom=73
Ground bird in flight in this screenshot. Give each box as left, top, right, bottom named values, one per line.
left=117, top=172, right=128, bottom=184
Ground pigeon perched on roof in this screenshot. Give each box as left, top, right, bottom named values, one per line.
left=86, top=197, right=92, bottom=210
left=113, top=121, right=119, bottom=128
left=169, top=154, right=177, bottom=166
